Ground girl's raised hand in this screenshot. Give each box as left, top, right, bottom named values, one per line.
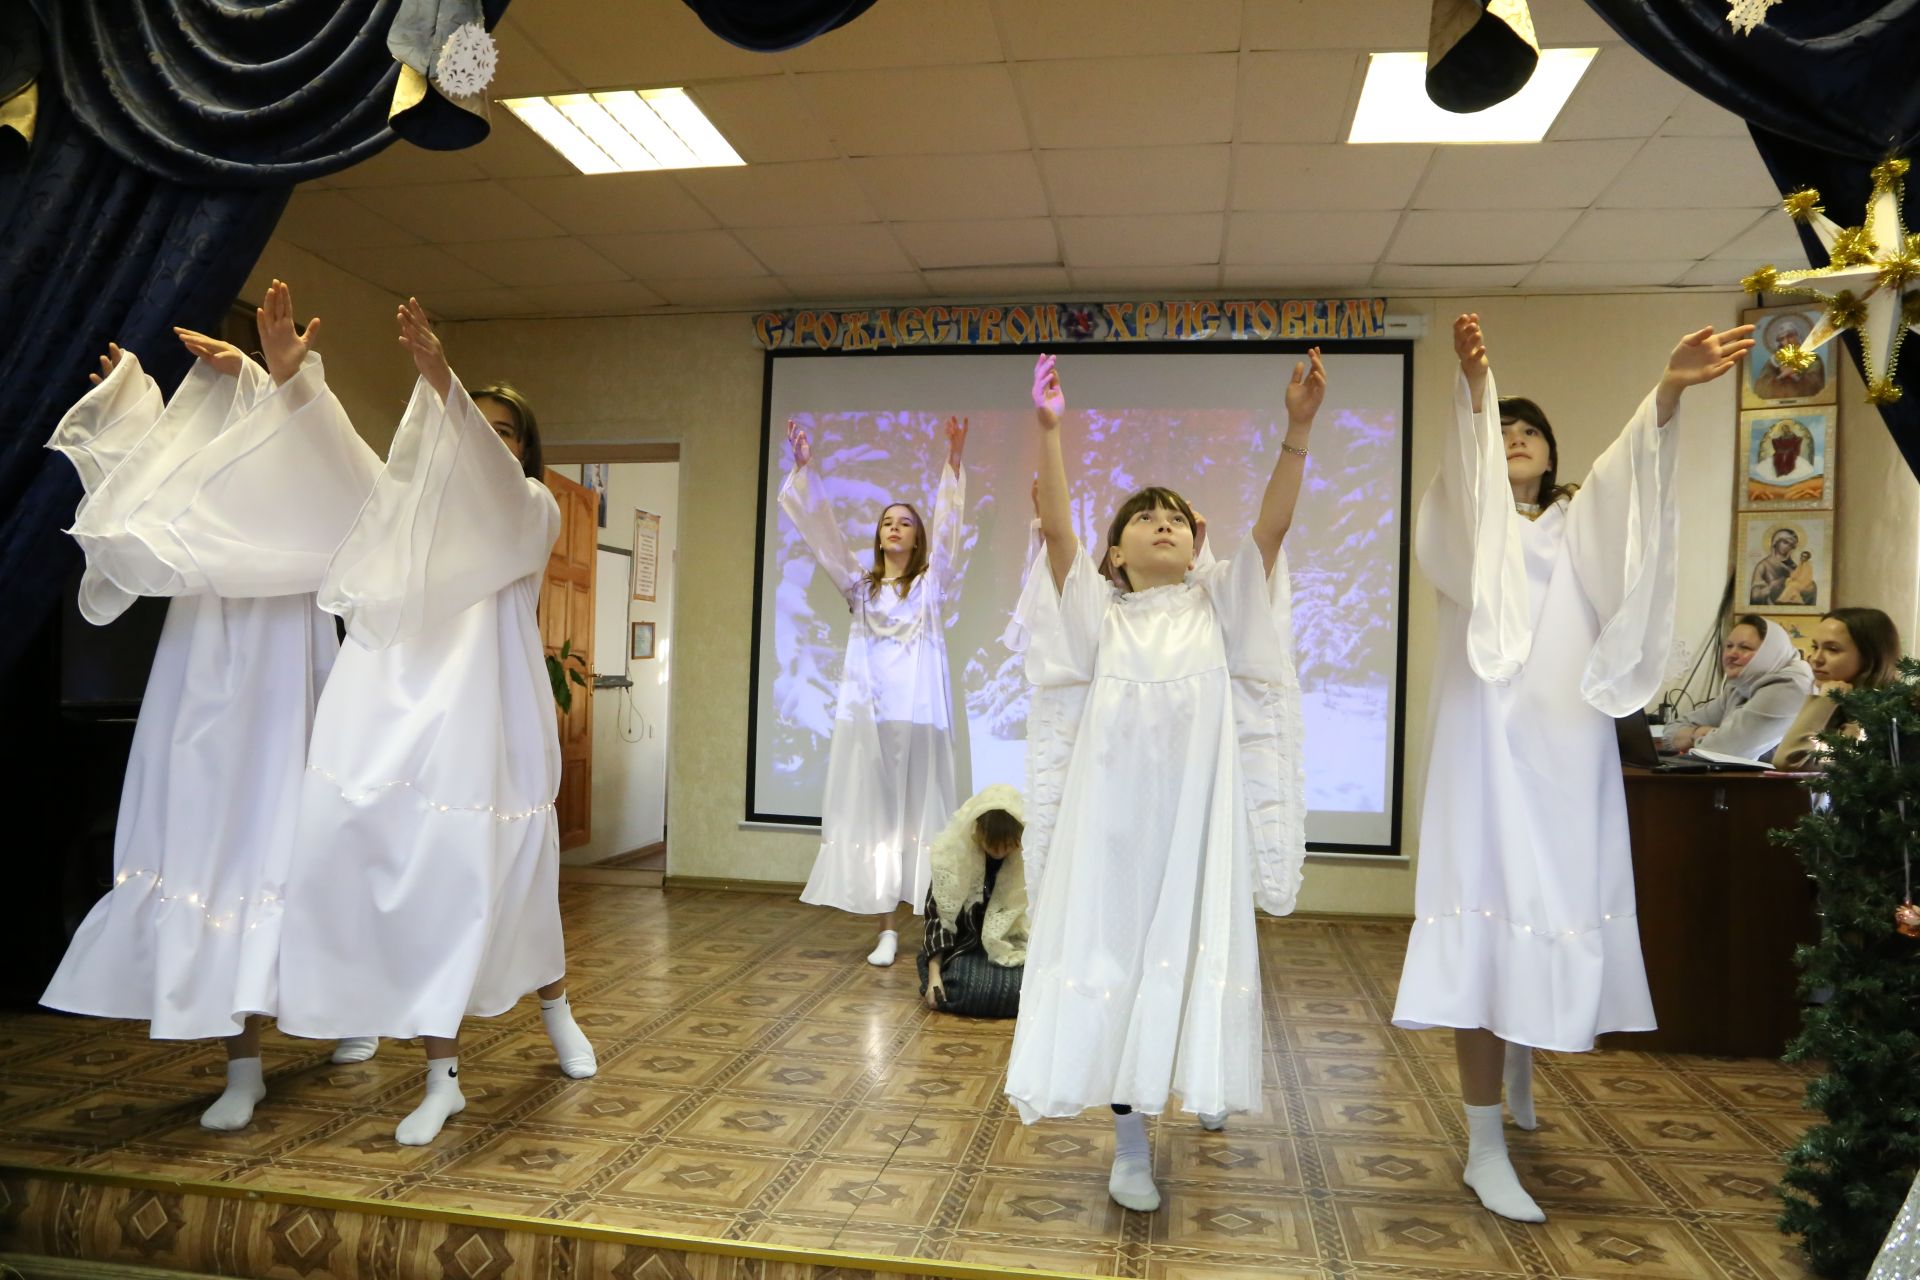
left=1663, top=323, right=1757, bottom=388
left=1033, top=353, right=1065, bottom=428
left=174, top=329, right=245, bottom=378
left=1284, top=347, right=1326, bottom=425
left=257, top=279, right=322, bottom=385
left=87, top=342, right=125, bottom=385
left=786, top=418, right=812, bottom=468
left=1192, top=508, right=1208, bottom=558
left=944, top=415, right=969, bottom=467
left=1454, top=313, right=1488, bottom=382
left=396, top=297, right=452, bottom=401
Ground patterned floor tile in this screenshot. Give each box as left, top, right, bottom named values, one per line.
left=1533, top=1211, right=1736, bottom=1278
left=1334, top=1200, right=1517, bottom=1270
left=440, top=1130, right=628, bottom=1190
left=668, top=1093, right=834, bottom=1150
left=960, top=1172, right=1127, bottom=1239
left=1154, top=1189, right=1319, bottom=1259
left=603, top=1144, right=788, bottom=1207
left=822, top=1107, right=980, bottom=1164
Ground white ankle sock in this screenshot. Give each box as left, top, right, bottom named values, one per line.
left=200, top=1056, right=266, bottom=1131
left=1198, top=1111, right=1227, bottom=1131
left=1462, top=1102, right=1544, bottom=1222
left=1109, top=1111, right=1160, bottom=1211
left=395, top=1058, right=465, bottom=1146
left=540, top=994, right=597, bottom=1078
left=867, top=930, right=899, bottom=967
left=330, top=1037, right=379, bottom=1065
left=1504, top=1042, right=1537, bottom=1130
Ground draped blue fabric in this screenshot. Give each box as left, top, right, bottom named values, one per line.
left=1582, top=0, right=1920, bottom=479
left=0, top=0, right=506, bottom=676
left=677, top=0, right=877, bottom=51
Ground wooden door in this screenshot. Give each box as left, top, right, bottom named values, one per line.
left=540, top=469, right=595, bottom=850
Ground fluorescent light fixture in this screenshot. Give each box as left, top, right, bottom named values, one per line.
left=1347, top=48, right=1597, bottom=144
left=502, top=87, right=745, bottom=173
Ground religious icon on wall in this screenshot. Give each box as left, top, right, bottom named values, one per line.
left=1739, top=408, right=1833, bottom=510
left=1762, top=614, right=1820, bottom=664
left=630, top=621, right=655, bottom=661
left=1740, top=303, right=1838, bottom=410
left=1737, top=511, right=1832, bottom=614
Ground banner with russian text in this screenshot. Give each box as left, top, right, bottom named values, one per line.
left=752, top=298, right=1388, bottom=351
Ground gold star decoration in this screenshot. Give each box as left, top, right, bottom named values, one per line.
left=1744, top=157, right=1920, bottom=404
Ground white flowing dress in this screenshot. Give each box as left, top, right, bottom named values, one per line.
left=41, top=352, right=378, bottom=1040
left=1004, top=536, right=1307, bottom=1122
left=276, top=377, right=566, bottom=1042
left=779, top=462, right=965, bottom=916
left=1392, top=370, right=1680, bottom=1052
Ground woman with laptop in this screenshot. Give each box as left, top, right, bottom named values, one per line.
left=1661, top=614, right=1814, bottom=761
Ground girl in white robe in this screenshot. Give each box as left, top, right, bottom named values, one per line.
left=778, top=416, right=969, bottom=967
left=1006, top=351, right=1316, bottom=1214
left=276, top=299, right=595, bottom=1146
left=41, top=281, right=382, bottom=1130
left=1391, top=314, right=1756, bottom=1222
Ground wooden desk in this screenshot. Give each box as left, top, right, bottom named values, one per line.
left=1605, top=768, right=1821, bottom=1058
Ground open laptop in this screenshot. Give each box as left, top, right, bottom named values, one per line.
left=1614, top=709, right=1767, bottom=772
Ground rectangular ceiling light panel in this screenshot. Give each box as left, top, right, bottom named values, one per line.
left=1347, top=48, right=1597, bottom=144
left=503, top=87, right=745, bottom=173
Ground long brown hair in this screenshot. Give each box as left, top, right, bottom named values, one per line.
left=1823, top=607, right=1902, bottom=688
left=1498, top=396, right=1579, bottom=506
left=1103, top=486, right=1197, bottom=591
left=864, top=502, right=928, bottom=599
left=469, top=383, right=544, bottom=481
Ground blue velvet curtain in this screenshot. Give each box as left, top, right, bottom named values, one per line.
left=677, top=0, right=877, bottom=51
left=1582, top=0, right=1920, bottom=479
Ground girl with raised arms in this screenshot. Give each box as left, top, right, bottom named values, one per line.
left=1005, top=350, right=1315, bottom=1213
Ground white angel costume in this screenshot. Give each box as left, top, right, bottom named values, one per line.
left=41, top=352, right=379, bottom=1039
left=1004, top=535, right=1307, bottom=1123
left=778, top=461, right=966, bottom=916
left=1392, top=370, right=1681, bottom=1051
left=276, top=376, right=565, bottom=1041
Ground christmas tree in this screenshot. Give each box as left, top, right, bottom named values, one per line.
left=1779, top=658, right=1920, bottom=1279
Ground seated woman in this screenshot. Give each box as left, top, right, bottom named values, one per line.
left=918, top=784, right=1030, bottom=1018
left=1774, top=607, right=1902, bottom=770
left=1663, top=614, right=1814, bottom=760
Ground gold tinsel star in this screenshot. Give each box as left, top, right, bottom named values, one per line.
left=1743, top=157, right=1920, bottom=404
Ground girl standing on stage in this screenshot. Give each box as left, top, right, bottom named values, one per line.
left=277, top=299, right=594, bottom=1146
left=1005, top=351, right=1314, bottom=1213
left=779, top=415, right=968, bottom=966
left=1392, top=313, right=1754, bottom=1222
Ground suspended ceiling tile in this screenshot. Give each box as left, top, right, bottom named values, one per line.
left=734, top=224, right=916, bottom=275
left=1039, top=146, right=1232, bottom=216
left=1221, top=263, right=1381, bottom=289
left=501, top=174, right=719, bottom=236
left=1243, top=0, right=1429, bottom=51
left=795, top=65, right=1031, bottom=155
left=444, top=238, right=630, bottom=289
left=1058, top=214, right=1224, bottom=267
left=635, top=277, right=795, bottom=307
left=1017, top=55, right=1238, bottom=149
left=1676, top=258, right=1761, bottom=287
left=1526, top=0, right=1627, bottom=44
left=1371, top=263, right=1533, bottom=289
left=687, top=78, right=840, bottom=164
left=453, top=281, right=671, bottom=318
left=488, top=18, right=582, bottom=97
left=328, top=142, right=488, bottom=189
left=777, top=0, right=1004, bottom=70
left=781, top=272, right=933, bottom=302
left=350, top=181, right=568, bottom=243
left=1233, top=143, right=1431, bottom=212
left=585, top=230, right=769, bottom=279
left=920, top=266, right=1074, bottom=296
left=1224, top=211, right=1400, bottom=264
left=674, top=160, right=880, bottom=228
left=893, top=219, right=1060, bottom=270
left=466, top=117, right=578, bottom=182
left=1387, top=209, right=1581, bottom=264
left=517, top=0, right=772, bottom=89
left=1002, top=0, right=1242, bottom=60
left=850, top=153, right=1051, bottom=222
left=1598, top=135, right=1781, bottom=208
left=1548, top=207, right=1764, bottom=260
left=1662, top=93, right=1751, bottom=138
left=1707, top=211, right=1807, bottom=262
left=1237, top=51, right=1363, bottom=144
left=1521, top=260, right=1696, bottom=289
left=1412, top=139, right=1643, bottom=210
left=327, top=245, right=502, bottom=295
left=273, top=190, right=422, bottom=252
left=1067, top=266, right=1225, bottom=293
left=1548, top=46, right=1688, bottom=141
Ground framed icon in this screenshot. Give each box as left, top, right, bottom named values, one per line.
left=630, top=621, right=656, bottom=661
left=1737, top=511, right=1833, bottom=615
left=1741, top=303, right=1838, bottom=410
left=1739, top=408, right=1833, bottom=510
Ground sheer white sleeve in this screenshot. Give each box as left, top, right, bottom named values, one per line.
left=777, top=464, right=865, bottom=601
left=321, top=376, right=560, bottom=649
left=1198, top=535, right=1307, bottom=916
left=1565, top=387, right=1682, bottom=717
left=1413, top=369, right=1533, bottom=684
left=46, top=349, right=165, bottom=494
left=928, top=461, right=966, bottom=594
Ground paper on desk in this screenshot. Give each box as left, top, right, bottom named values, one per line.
left=1689, top=746, right=1772, bottom=770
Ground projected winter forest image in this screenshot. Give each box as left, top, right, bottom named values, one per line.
left=752, top=349, right=1408, bottom=850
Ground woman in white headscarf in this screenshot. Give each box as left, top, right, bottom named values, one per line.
left=918, top=784, right=1030, bottom=1018
left=1663, top=614, right=1815, bottom=760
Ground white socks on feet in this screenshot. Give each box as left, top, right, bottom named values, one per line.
left=200, top=1056, right=266, bottom=1131
left=1463, top=1102, right=1544, bottom=1222
left=1504, top=1042, right=1537, bottom=1130
left=540, top=994, right=597, bottom=1078
left=395, top=1058, right=465, bottom=1146
left=1109, top=1111, right=1160, bottom=1211
left=867, top=930, right=899, bottom=967
left=330, top=1037, right=379, bottom=1065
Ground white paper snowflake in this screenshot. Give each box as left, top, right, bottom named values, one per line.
left=433, top=21, right=498, bottom=99
left=1727, top=0, right=1783, bottom=36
